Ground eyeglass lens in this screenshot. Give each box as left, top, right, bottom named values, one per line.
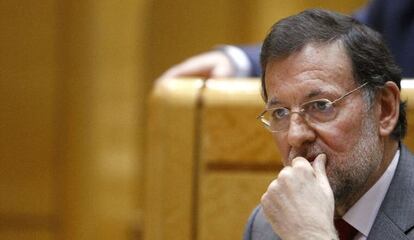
left=263, top=99, right=338, bottom=131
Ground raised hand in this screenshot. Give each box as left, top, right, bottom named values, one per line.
left=261, top=154, right=338, bottom=240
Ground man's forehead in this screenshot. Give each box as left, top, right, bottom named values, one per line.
left=265, top=42, right=351, bottom=75
left=264, top=42, right=355, bottom=98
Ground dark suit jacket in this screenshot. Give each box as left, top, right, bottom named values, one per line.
left=243, top=145, right=414, bottom=240
left=240, top=0, right=414, bottom=78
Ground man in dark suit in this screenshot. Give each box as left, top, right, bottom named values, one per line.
left=159, top=0, right=414, bottom=80
left=244, top=9, right=413, bottom=240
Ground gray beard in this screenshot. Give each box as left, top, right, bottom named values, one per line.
left=286, top=112, right=384, bottom=207
left=328, top=113, right=384, bottom=206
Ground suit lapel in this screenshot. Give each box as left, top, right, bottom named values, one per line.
left=368, top=212, right=410, bottom=240
left=368, top=145, right=414, bottom=239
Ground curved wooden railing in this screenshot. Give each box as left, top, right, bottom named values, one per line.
left=144, top=78, right=414, bottom=240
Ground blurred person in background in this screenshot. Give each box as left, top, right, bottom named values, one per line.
left=159, top=0, right=414, bottom=80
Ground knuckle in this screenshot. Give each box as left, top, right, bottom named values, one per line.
left=261, top=192, right=275, bottom=209
left=260, top=192, right=268, bottom=204
left=267, top=180, right=279, bottom=193
left=261, top=193, right=276, bottom=213
left=277, top=166, right=293, bottom=179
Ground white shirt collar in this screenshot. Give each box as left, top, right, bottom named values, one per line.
left=343, top=150, right=400, bottom=239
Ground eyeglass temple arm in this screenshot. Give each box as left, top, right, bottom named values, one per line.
left=331, top=82, right=369, bottom=104
left=257, top=110, right=267, bottom=119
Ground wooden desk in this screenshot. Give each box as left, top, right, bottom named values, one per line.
left=144, top=78, right=414, bottom=240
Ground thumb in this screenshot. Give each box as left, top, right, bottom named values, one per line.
left=312, top=153, right=328, bottom=180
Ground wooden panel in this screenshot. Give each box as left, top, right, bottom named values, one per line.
left=197, top=171, right=276, bottom=240
left=56, top=1, right=143, bottom=239
left=401, top=84, right=414, bottom=151
left=0, top=0, right=57, bottom=233
left=201, top=79, right=282, bottom=169
left=198, top=79, right=281, bottom=240
left=0, top=230, right=54, bottom=240
left=144, top=78, right=204, bottom=240
left=0, top=0, right=151, bottom=239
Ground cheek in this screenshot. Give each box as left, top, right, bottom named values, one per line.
left=318, top=100, right=369, bottom=152
left=316, top=118, right=363, bottom=154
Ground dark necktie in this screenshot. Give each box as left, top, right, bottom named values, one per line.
left=334, top=219, right=358, bottom=240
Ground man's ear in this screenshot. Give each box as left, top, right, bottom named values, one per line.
left=378, top=81, right=400, bottom=137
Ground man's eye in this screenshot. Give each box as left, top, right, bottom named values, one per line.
left=271, top=108, right=289, bottom=119
left=310, top=100, right=333, bottom=112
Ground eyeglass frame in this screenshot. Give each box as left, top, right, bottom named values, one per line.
left=257, top=82, right=369, bottom=132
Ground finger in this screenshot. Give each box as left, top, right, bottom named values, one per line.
left=291, top=156, right=311, bottom=168
left=211, top=62, right=234, bottom=77
left=158, top=52, right=220, bottom=80
left=291, top=157, right=314, bottom=178
left=312, top=154, right=334, bottom=200
left=312, top=153, right=327, bottom=178
left=169, top=52, right=225, bottom=76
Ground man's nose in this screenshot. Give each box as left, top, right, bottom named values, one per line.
left=287, top=113, right=316, bottom=148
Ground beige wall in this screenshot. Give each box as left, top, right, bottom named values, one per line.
left=0, top=0, right=365, bottom=239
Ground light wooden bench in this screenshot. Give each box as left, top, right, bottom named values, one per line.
left=144, top=78, right=414, bottom=240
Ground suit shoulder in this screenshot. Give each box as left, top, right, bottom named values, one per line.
left=243, top=206, right=280, bottom=240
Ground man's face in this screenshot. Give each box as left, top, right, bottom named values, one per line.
left=264, top=42, right=384, bottom=205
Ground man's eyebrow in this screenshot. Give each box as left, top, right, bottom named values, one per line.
left=267, top=98, right=280, bottom=108
left=307, top=89, right=323, bottom=99
left=266, top=88, right=326, bottom=107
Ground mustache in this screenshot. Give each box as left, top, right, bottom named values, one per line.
left=288, top=145, right=326, bottom=162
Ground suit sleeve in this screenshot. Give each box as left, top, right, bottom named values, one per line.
left=238, top=44, right=262, bottom=77
left=243, top=206, right=261, bottom=240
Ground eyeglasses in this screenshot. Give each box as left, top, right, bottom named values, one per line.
left=257, top=82, right=369, bottom=132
